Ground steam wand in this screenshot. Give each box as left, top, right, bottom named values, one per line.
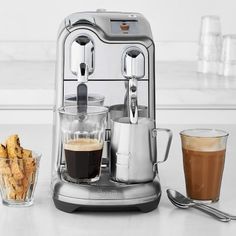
left=122, top=48, right=145, bottom=124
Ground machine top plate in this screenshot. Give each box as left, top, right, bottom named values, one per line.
left=60, top=10, right=153, bottom=40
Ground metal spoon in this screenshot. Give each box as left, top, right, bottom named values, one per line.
left=167, top=189, right=236, bottom=220
left=167, top=189, right=232, bottom=222
left=168, top=195, right=229, bottom=221
left=168, top=195, right=230, bottom=222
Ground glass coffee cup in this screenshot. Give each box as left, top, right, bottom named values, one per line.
left=180, top=129, right=228, bottom=203
left=65, top=94, right=105, bottom=106
left=59, top=106, right=108, bottom=182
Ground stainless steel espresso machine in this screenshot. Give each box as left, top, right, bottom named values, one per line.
left=51, top=10, right=172, bottom=213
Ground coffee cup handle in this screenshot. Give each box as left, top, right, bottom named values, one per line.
left=152, top=128, right=172, bottom=164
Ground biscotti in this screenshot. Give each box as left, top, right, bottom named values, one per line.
left=0, top=135, right=37, bottom=201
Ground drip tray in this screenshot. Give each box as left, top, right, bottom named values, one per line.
left=53, top=167, right=161, bottom=213
left=61, top=166, right=132, bottom=187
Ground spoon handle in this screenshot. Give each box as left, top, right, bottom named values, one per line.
left=196, top=203, right=236, bottom=220
left=192, top=204, right=231, bottom=222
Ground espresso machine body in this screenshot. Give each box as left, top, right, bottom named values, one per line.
left=51, top=10, right=161, bottom=213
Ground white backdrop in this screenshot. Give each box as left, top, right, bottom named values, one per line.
left=0, top=0, right=235, bottom=41
left=0, top=0, right=235, bottom=61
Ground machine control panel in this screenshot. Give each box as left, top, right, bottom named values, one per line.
left=63, top=11, right=153, bottom=40
left=111, top=20, right=138, bottom=34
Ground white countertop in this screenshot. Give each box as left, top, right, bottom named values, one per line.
left=0, top=124, right=236, bottom=236
left=0, top=61, right=236, bottom=109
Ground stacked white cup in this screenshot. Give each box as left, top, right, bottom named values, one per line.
left=220, top=35, right=236, bottom=77
left=198, top=16, right=236, bottom=77
left=198, top=16, right=222, bottom=74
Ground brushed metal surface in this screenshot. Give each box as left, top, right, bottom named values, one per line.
left=51, top=10, right=158, bottom=211
left=53, top=167, right=161, bottom=206
left=110, top=117, right=157, bottom=183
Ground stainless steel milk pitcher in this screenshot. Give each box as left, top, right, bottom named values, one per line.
left=110, top=117, right=172, bottom=183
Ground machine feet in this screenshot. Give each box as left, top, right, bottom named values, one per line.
left=53, top=198, right=79, bottom=213
left=137, top=197, right=160, bottom=213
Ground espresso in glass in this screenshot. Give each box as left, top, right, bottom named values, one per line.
left=180, top=129, right=228, bottom=202
left=59, top=105, right=108, bottom=183
left=64, top=139, right=103, bottom=180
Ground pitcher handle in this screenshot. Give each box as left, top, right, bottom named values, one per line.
left=152, top=128, right=172, bottom=164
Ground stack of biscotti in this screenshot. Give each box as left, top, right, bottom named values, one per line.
left=0, top=135, right=36, bottom=200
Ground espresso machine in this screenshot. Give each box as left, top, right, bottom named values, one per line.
left=51, top=10, right=172, bottom=213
